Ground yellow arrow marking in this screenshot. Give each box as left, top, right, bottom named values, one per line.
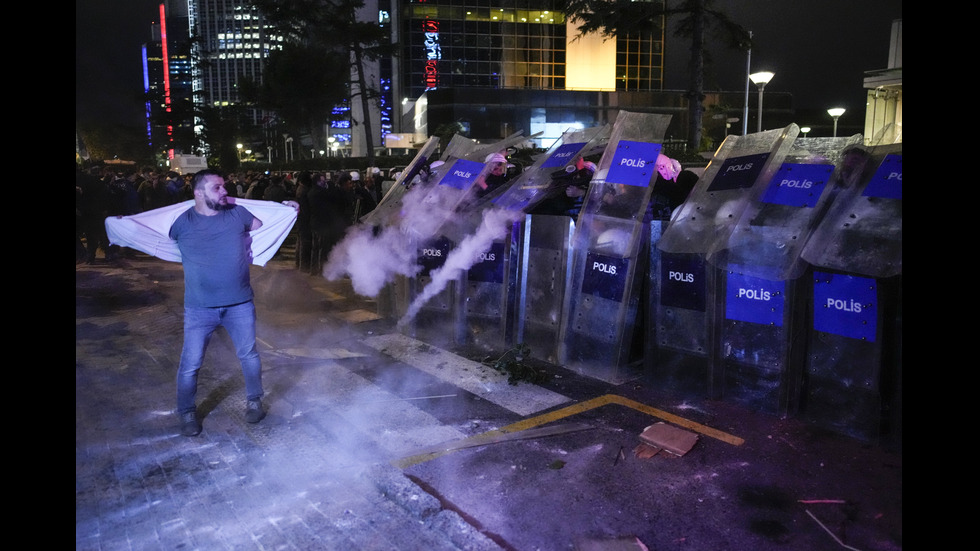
left=394, top=394, right=744, bottom=469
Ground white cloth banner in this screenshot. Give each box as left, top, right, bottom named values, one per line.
left=104, top=198, right=298, bottom=267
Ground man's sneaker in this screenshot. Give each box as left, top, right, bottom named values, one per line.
left=245, top=399, right=266, bottom=424
left=180, top=411, right=202, bottom=436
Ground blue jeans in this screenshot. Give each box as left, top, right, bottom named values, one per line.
left=176, top=301, right=264, bottom=414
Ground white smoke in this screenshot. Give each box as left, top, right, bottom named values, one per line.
left=323, top=172, right=481, bottom=298
left=323, top=223, right=421, bottom=297
left=321, top=164, right=528, bottom=329
left=397, top=207, right=523, bottom=328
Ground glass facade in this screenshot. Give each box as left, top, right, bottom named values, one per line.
left=172, top=0, right=668, bottom=155
left=615, top=31, right=663, bottom=91
left=397, top=0, right=665, bottom=147
left=191, top=0, right=281, bottom=123
left=399, top=0, right=662, bottom=97
left=402, top=0, right=568, bottom=97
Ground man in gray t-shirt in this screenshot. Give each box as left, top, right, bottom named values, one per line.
left=168, top=169, right=266, bottom=436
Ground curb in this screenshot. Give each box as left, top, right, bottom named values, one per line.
left=365, top=464, right=505, bottom=551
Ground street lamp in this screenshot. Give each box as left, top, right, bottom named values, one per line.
left=327, top=136, right=336, bottom=158
left=237, top=143, right=243, bottom=161
left=827, top=108, right=846, bottom=137
left=800, top=126, right=811, bottom=138
left=749, top=71, right=774, bottom=133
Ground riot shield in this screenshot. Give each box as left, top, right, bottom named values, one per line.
left=439, top=131, right=527, bottom=164
left=799, top=142, right=902, bottom=442
left=358, top=135, right=441, bottom=229
left=657, top=125, right=800, bottom=257
left=716, top=134, right=865, bottom=281
left=557, top=110, right=672, bottom=381
left=800, top=143, right=902, bottom=278
left=479, top=125, right=611, bottom=213
left=386, top=132, right=534, bottom=335
left=322, top=133, right=525, bottom=299
left=439, top=125, right=612, bottom=351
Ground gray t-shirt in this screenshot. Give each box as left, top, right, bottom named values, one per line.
left=169, top=205, right=255, bottom=308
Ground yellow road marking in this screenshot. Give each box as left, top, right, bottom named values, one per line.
left=394, top=394, right=744, bottom=469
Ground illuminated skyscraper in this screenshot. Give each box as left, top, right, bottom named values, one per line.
left=390, top=0, right=666, bottom=148
left=144, top=1, right=195, bottom=158
left=149, top=1, right=678, bottom=158
left=188, top=1, right=279, bottom=119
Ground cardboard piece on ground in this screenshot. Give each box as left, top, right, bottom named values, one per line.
left=638, top=422, right=698, bottom=457
left=633, top=443, right=661, bottom=459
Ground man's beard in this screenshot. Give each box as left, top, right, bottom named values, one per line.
left=205, top=196, right=233, bottom=211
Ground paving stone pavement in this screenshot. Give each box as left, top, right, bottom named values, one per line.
left=77, top=246, right=902, bottom=551
left=76, top=251, right=505, bottom=551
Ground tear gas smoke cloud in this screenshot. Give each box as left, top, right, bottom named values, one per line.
left=397, top=207, right=523, bottom=328
left=324, top=171, right=523, bottom=328
left=324, top=150, right=686, bottom=326
left=323, top=223, right=421, bottom=297
left=322, top=176, right=455, bottom=296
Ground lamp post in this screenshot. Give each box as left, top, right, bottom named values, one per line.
left=800, top=127, right=811, bottom=138
left=827, top=108, right=846, bottom=137
left=749, top=71, right=774, bottom=133
left=742, top=30, right=753, bottom=135
left=327, top=136, right=336, bottom=158
left=237, top=143, right=243, bottom=161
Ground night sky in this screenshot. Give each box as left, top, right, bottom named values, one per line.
left=76, top=0, right=902, bottom=130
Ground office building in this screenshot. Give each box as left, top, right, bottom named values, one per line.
left=143, top=1, right=195, bottom=159
left=147, top=2, right=899, bottom=161
left=387, top=0, right=671, bottom=150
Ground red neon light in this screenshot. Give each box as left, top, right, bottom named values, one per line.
left=425, top=61, right=438, bottom=90
left=160, top=3, right=174, bottom=157
left=423, top=19, right=439, bottom=91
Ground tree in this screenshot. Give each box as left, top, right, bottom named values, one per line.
left=564, top=0, right=751, bottom=151
left=247, top=0, right=397, bottom=163
left=433, top=121, right=467, bottom=152
left=239, top=41, right=349, bottom=159
left=76, top=122, right=154, bottom=164
left=196, top=104, right=250, bottom=171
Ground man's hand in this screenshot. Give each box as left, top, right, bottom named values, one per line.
left=282, top=200, right=300, bottom=212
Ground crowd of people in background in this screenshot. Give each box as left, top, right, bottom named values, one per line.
left=76, top=165, right=385, bottom=270
left=77, top=161, right=695, bottom=272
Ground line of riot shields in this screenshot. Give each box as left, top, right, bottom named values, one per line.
left=323, top=111, right=902, bottom=448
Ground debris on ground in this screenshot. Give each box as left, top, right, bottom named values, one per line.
left=633, top=422, right=699, bottom=458
left=482, top=342, right=552, bottom=385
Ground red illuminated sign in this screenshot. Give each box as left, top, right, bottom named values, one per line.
left=423, top=19, right=440, bottom=91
